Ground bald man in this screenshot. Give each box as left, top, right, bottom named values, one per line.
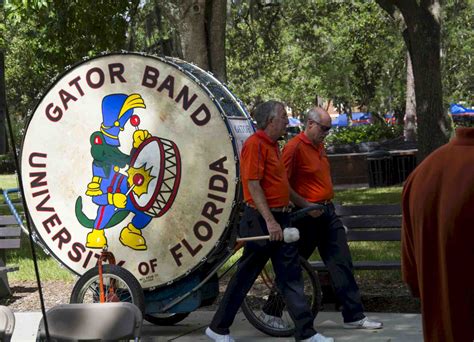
left=279, top=107, right=382, bottom=329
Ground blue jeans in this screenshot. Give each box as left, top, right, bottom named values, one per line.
left=209, top=206, right=316, bottom=340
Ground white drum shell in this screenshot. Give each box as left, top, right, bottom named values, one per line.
left=20, top=53, right=254, bottom=289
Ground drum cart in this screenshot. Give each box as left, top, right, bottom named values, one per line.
left=69, top=205, right=324, bottom=337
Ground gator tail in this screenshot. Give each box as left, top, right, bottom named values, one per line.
left=75, top=196, right=129, bottom=229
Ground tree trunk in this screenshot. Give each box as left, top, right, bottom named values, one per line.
left=206, top=0, right=227, bottom=82
left=377, top=0, right=452, bottom=161
left=157, top=0, right=227, bottom=82
left=179, top=0, right=209, bottom=70
left=127, top=0, right=140, bottom=51
left=0, top=51, right=8, bottom=154
left=402, top=3, right=451, bottom=161
left=404, top=50, right=417, bottom=142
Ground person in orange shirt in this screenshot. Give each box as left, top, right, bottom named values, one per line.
left=206, top=101, right=334, bottom=342
left=402, top=127, right=474, bottom=342
left=280, top=107, right=382, bottom=329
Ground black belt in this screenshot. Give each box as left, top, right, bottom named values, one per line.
left=269, top=206, right=292, bottom=213
left=245, top=204, right=292, bottom=213
left=314, top=200, right=332, bottom=205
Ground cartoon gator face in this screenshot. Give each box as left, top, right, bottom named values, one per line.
left=89, top=131, right=130, bottom=177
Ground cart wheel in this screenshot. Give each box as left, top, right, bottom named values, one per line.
left=144, top=312, right=190, bottom=325
left=241, top=257, right=322, bottom=337
left=70, top=264, right=145, bottom=314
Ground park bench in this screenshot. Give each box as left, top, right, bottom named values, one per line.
left=0, top=189, right=23, bottom=298
left=309, top=203, right=402, bottom=301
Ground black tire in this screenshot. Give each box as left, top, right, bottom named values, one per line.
left=144, top=312, right=190, bottom=325
left=70, top=264, right=145, bottom=314
left=241, top=257, right=322, bottom=337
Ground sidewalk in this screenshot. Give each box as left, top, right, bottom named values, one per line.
left=13, top=310, right=423, bottom=341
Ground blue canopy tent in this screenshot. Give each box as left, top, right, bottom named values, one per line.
left=332, top=113, right=349, bottom=127
left=288, top=117, right=302, bottom=127
left=351, top=112, right=371, bottom=126
left=450, top=103, right=474, bottom=116
left=332, top=112, right=371, bottom=127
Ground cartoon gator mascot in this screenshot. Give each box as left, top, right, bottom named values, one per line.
left=75, top=93, right=155, bottom=250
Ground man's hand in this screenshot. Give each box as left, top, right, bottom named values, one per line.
left=308, top=208, right=324, bottom=218
left=266, top=219, right=283, bottom=241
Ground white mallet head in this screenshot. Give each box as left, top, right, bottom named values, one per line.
left=283, top=227, right=300, bottom=243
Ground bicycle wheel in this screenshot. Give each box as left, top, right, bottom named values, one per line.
left=144, top=312, right=190, bottom=325
left=241, top=257, right=322, bottom=337
left=70, top=264, right=145, bottom=314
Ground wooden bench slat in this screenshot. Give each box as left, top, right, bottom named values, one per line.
left=0, top=265, right=19, bottom=273
left=310, top=260, right=400, bottom=271
left=0, top=239, right=21, bottom=249
left=346, top=229, right=401, bottom=241
left=341, top=216, right=402, bottom=228
left=0, top=216, right=19, bottom=226
left=0, top=227, right=21, bottom=237
left=335, top=204, right=401, bottom=216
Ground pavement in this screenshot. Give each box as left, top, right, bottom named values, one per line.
left=13, top=310, right=423, bottom=341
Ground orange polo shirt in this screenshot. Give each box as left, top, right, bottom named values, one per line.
left=240, top=130, right=290, bottom=207
left=282, top=132, right=334, bottom=202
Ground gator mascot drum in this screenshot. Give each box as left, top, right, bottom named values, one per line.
left=20, top=53, right=254, bottom=289
left=74, top=93, right=181, bottom=251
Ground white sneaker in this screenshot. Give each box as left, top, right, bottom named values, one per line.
left=205, top=327, right=235, bottom=342
left=343, top=317, right=383, bottom=329
left=258, top=312, right=289, bottom=329
left=301, top=333, right=335, bottom=342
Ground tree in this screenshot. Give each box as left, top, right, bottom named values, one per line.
left=404, top=51, right=416, bottom=142
left=376, top=0, right=452, bottom=161
left=154, top=0, right=227, bottom=82
left=227, top=1, right=405, bottom=117
left=1, top=1, right=7, bottom=154
left=4, top=0, right=131, bottom=119
left=441, top=0, right=474, bottom=105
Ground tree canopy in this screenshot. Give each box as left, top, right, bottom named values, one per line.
left=1, top=0, right=473, bottom=158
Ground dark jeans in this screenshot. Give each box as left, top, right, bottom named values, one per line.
left=263, top=203, right=365, bottom=323
left=209, top=206, right=316, bottom=340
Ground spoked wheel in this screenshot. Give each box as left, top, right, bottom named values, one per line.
left=144, top=312, right=190, bottom=326
left=70, top=264, right=145, bottom=314
left=241, top=257, right=322, bottom=337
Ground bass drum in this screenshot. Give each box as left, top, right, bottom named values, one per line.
left=20, top=53, right=255, bottom=289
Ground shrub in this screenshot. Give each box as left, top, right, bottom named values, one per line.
left=326, top=124, right=403, bottom=146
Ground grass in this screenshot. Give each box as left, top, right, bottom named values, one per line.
left=334, top=185, right=402, bottom=205
left=0, top=174, right=19, bottom=189
left=6, top=235, right=74, bottom=281
left=1, top=172, right=404, bottom=283
left=0, top=174, right=75, bottom=281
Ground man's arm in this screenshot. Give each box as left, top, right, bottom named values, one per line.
left=248, top=180, right=283, bottom=241
left=289, top=187, right=324, bottom=218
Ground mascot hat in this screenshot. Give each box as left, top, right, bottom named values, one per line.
left=100, top=93, right=146, bottom=146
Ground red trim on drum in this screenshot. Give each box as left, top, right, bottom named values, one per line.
left=156, top=141, right=181, bottom=217
left=129, top=137, right=165, bottom=212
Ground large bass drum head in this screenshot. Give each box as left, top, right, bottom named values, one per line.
left=20, top=53, right=254, bottom=288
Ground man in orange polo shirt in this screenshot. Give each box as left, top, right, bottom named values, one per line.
left=206, top=101, right=334, bottom=342
left=281, top=107, right=382, bottom=329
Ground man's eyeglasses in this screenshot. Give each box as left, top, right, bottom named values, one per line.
left=309, top=120, right=331, bottom=132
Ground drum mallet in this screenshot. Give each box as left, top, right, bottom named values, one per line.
left=236, top=227, right=300, bottom=243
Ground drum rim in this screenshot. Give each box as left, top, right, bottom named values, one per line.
left=19, top=51, right=253, bottom=288
left=129, top=137, right=166, bottom=212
